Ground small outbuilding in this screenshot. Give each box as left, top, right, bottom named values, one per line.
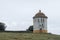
left=33, top=10, right=48, bottom=33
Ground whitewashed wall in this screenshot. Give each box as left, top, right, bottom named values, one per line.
left=33, top=18, right=47, bottom=30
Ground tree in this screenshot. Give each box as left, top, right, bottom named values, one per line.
left=26, top=25, right=33, bottom=32
left=0, top=22, right=6, bottom=31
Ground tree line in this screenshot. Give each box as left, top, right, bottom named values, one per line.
left=0, top=22, right=33, bottom=32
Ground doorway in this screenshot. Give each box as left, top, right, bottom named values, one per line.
left=40, top=28, right=42, bottom=32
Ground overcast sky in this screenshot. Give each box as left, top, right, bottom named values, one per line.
left=0, top=0, right=60, bottom=35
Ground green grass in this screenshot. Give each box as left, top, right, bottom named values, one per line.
left=0, top=32, right=60, bottom=40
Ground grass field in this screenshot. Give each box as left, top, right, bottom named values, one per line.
left=0, top=32, right=60, bottom=40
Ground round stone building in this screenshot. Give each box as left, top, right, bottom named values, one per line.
left=33, top=10, right=48, bottom=33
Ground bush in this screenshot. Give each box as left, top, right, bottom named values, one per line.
left=0, top=22, right=6, bottom=31
left=26, top=25, right=33, bottom=32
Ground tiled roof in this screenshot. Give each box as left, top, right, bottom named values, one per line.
left=33, top=10, right=48, bottom=18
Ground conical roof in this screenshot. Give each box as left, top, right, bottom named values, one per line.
left=33, top=10, right=48, bottom=18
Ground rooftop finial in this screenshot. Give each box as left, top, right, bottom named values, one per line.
left=39, top=10, right=41, bottom=13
